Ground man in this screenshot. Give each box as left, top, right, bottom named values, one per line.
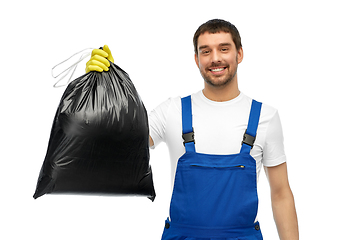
left=86, top=19, right=299, bottom=240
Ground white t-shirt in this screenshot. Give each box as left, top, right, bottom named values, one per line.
left=149, top=90, right=286, bottom=188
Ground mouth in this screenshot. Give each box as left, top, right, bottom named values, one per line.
left=209, top=67, right=227, bottom=75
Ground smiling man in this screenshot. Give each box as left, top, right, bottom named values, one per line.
left=86, top=19, right=299, bottom=240
left=195, top=30, right=243, bottom=102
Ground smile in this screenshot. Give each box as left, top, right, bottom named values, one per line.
left=209, top=67, right=227, bottom=74
left=210, top=68, right=225, bottom=72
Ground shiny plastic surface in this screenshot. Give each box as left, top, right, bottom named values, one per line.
left=33, top=62, right=156, bottom=201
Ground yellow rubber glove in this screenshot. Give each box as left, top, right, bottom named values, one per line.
left=85, top=45, right=114, bottom=73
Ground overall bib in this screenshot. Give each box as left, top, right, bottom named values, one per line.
left=161, top=96, right=263, bottom=240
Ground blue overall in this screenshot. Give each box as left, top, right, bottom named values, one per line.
left=161, top=96, right=263, bottom=240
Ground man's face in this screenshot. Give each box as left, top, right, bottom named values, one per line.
left=195, top=31, right=243, bottom=87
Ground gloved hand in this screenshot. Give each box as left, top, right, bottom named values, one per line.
left=85, top=45, right=114, bottom=73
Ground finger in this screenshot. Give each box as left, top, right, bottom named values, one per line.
left=91, top=55, right=110, bottom=67
left=103, top=45, right=112, bottom=55
left=86, top=65, right=104, bottom=73
left=107, top=54, right=114, bottom=63
left=103, top=45, right=114, bottom=63
left=86, top=59, right=109, bottom=72
left=91, top=49, right=108, bottom=58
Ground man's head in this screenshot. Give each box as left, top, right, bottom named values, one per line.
left=193, top=19, right=243, bottom=90
left=193, top=19, right=242, bottom=56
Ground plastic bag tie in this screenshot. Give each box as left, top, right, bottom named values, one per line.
left=51, top=48, right=94, bottom=88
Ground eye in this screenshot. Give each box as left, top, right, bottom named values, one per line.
left=221, top=48, right=229, bottom=52
left=201, top=49, right=210, bottom=55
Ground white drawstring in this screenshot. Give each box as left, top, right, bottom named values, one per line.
left=51, top=48, right=94, bottom=88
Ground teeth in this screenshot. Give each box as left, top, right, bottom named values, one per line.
left=211, top=68, right=225, bottom=72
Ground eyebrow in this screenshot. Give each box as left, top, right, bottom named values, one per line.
left=198, top=43, right=232, bottom=51
left=219, top=43, right=232, bottom=47
left=198, top=45, right=209, bottom=51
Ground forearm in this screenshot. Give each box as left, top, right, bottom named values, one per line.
left=271, top=189, right=299, bottom=240
left=149, top=136, right=154, bottom=147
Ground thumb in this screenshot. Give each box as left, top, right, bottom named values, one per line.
left=103, top=45, right=114, bottom=63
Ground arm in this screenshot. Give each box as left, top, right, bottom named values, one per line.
left=149, top=136, right=154, bottom=147
left=264, top=163, right=299, bottom=240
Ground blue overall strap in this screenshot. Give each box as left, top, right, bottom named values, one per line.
left=181, top=96, right=195, bottom=152
left=240, top=100, right=262, bottom=154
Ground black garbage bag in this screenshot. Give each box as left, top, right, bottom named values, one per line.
left=33, top=62, right=155, bottom=201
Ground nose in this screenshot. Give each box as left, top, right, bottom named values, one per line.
left=211, top=49, right=222, bottom=63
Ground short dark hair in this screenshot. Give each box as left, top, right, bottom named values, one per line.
left=193, top=19, right=242, bottom=55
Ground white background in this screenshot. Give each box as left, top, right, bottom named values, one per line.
left=1, top=0, right=359, bottom=239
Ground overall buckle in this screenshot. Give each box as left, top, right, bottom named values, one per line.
left=182, top=128, right=195, bottom=146
left=242, top=130, right=256, bottom=149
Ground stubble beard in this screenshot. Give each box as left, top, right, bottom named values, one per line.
left=201, top=56, right=238, bottom=88
left=204, top=71, right=235, bottom=87
left=201, top=64, right=238, bottom=88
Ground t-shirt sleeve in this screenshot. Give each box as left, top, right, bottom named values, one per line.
left=149, top=98, right=171, bottom=149
left=262, top=110, right=287, bottom=167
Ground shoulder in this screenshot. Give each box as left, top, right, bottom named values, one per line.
left=246, top=94, right=279, bottom=124
left=237, top=93, right=279, bottom=121
left=247, top=95, right=283, bottom=140
left=149, top=96, right=182, bottom=148
left=260, top=102, right=279, bottom=122
left=151, top=96, right=181, bottom=115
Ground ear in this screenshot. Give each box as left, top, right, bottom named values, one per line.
left=194, top=53, right=200, bottom=68
left=237, top=48, right=244, bottom=64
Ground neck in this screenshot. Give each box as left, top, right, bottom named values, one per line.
left=202, top=77, right=240, bottom=102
